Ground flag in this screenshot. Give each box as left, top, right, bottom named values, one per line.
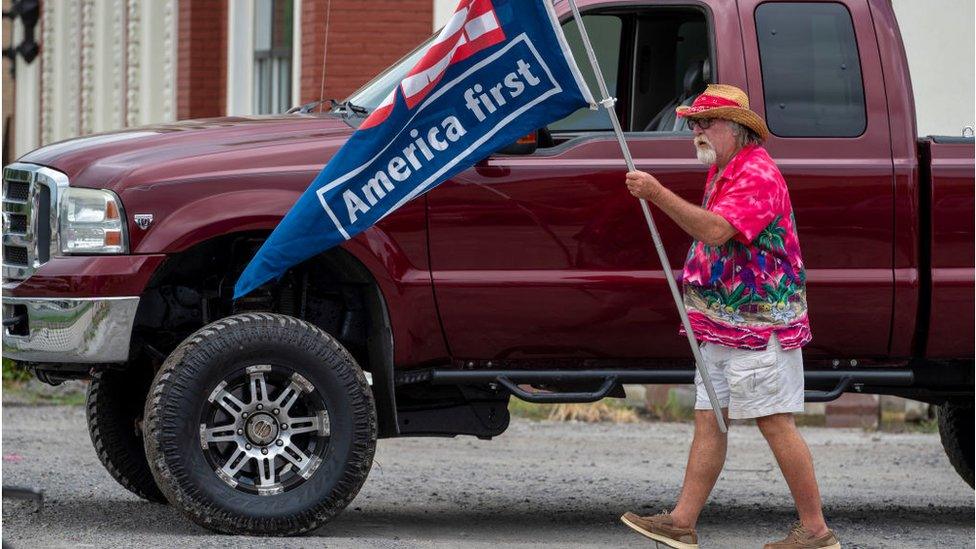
left=234, top=0, right=595, bottom=298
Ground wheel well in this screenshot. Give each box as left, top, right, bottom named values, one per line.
left=132, top=232, right=398, bottom=437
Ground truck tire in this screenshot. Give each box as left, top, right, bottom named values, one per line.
left=86, top=366, right=167, bottom=503
left=937, top=400, right=974, bottom=488
left=143, top=313, right=376, bottom=535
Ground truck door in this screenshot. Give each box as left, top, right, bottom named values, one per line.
left=426, top=2, right=748, bottom=363
left=736, top=0, right=894, bottom=358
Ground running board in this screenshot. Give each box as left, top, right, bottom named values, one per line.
left=395, top=369, right=915, bottom=404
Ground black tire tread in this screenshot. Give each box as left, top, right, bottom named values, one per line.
left=143, top=312, right=377, bottom=535
left=86, top=368, right=167, bottom=503
left=938, top=400, right=974, bottom=488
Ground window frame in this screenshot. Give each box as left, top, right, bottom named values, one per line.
left=547, top=2, right=716, bottom=143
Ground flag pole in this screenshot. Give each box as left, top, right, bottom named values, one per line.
left=565, top=0, right=727, bottom=432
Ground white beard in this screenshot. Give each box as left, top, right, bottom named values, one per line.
left=696, top=144, right=717, bottom=165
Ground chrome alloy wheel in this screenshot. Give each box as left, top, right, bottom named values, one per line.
left=199, top=364, right=331, bottom=496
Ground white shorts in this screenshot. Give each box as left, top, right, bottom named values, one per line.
left=693, top=334, right=805, bottom=420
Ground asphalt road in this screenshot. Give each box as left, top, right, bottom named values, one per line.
left=2, top=405, right=973, bottom=548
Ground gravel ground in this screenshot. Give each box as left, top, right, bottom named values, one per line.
left=2, top=405, right=972, bottom=548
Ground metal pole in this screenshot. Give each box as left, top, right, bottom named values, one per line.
left=565, top=0, right=727, bottom=432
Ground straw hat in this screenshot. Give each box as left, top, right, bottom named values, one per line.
left=676, top=84, right=769, bottom=142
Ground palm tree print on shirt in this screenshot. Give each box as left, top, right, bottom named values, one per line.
left=702, top=283, right=750, bottom=323
left=756, top=215, right=786, bottom=251
left=760, top=276, right=799, bottom=322
left=690, top=216, right=806, bottom=323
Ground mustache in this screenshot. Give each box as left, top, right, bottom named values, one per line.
left=695, top=137, right=712, bottom=148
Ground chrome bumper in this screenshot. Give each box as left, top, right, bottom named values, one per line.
left=2, top=296, right=139, bottom=363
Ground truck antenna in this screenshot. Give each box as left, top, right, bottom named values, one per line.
left=318, top=0, right=333, bottom=112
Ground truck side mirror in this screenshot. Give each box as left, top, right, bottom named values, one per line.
left=496, top=131, right=539, bottom=155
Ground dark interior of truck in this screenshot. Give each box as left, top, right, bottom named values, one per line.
left=545, top=7, right=711, bottom=147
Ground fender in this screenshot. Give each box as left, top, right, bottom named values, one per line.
left=132, top=188, right=301, bottom=254
left=340, top=218, right=450, bottom=368
left=131, top=187, right=448, bottom=368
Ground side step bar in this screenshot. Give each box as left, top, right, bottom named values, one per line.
left=397, top=369, right=915, bottom=404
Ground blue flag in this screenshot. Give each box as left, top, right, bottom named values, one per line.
left=234, top=0, right=595, bottom=298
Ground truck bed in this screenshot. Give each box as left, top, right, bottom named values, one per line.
left=921, top=136, right=975, bottom=358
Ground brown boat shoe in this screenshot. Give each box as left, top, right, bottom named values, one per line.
left=764, top=521, right=841, bottom=549
left=620, top=510, right=699, bottom=549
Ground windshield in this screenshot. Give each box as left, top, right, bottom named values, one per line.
left=344, top=35, right=436, bottom=112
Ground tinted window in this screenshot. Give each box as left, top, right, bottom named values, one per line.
left=755, top=3, right=866, bottom=137
left=631, top=13, right=709, bottom=132
left=548, top=15, right=622, bottom=132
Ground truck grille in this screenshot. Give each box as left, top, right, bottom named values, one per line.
left=2, top=164, right=66, bottom=281
left=3, top=245, right=28, bottom=266
left=7, top=214, right=27, bottom=233
left=5, top=180, right=29, bottom=201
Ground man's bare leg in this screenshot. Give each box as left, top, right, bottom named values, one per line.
left=669, top=409, right=730, bottom=529
left=755, top=413, right=829, bottom=537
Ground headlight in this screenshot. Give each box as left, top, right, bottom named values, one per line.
left=58, top=187, right=128, bottom=254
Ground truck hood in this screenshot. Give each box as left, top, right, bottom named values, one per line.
left=19, top=114, right=356, bottom=193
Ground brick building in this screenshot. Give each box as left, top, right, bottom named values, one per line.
left=3, top=0, right=460, bottom=162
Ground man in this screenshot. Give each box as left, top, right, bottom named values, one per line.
left=618, top=84, right=840, bottom=549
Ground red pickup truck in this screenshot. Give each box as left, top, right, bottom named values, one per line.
left=3, top=0, right=972, bottom=536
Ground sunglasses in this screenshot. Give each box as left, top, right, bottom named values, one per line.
left=687, top=118, right=718, bottom=131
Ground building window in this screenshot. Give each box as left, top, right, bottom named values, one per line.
left=254, top=0, right=293, bottom=114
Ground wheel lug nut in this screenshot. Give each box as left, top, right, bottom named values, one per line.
left=261, top=448, right=269, bottom=455
left=281, top=424, right=288, bottom=430
left=276, top=439, right=283, bottom=446
left=242, top=412, right=248, bottom=418
left=257, top=404, right=263, bottom=410
left=237, top=429, right=243, bottom=435
left=245, top=444, right=252, bottom=450
left=273, top=409, right=279, bottom=415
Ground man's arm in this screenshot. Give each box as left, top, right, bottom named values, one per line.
left=625, top=170, right=737, bottom=246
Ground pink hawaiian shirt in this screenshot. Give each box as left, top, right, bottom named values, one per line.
left=679, top=144, right=812, bottom=350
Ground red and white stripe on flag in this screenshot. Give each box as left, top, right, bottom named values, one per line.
left=360, top=0, right=505, bottom=129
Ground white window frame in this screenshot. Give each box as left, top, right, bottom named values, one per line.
left=227, top=0, right=301, bottom=116
left=13, top=10, right=41, bottom=157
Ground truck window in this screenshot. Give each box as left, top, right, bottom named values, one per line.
left=548, top=7, right=711, bottom=137
left=755, top=2, right=866, bottom=137
left=630, top=11, right=710, bottom=132
left=345, top=38, right=432, bottom=115
left=547, top=15, right=623, bottom=133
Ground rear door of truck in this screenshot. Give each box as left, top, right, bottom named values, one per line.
left=736, top=0, right=895, bottom=360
